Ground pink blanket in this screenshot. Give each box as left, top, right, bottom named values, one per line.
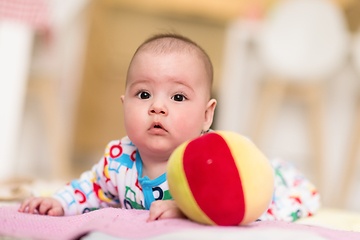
left=0, top=205, right=359, bottom=240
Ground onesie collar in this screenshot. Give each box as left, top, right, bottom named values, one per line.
left=135, top=151, right=167, bottom=209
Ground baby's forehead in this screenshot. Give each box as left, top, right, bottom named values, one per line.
left=130, top=50, right=208, bottom=84
left=136, top=40, right=211, bottom=71
left=134, top=43, right=203, bottom=67
left=132, top=50, right=209, bottom=84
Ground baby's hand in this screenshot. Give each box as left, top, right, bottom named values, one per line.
left=147, top=200, right=186, bottom=222
left=18, top=197, right=64, bottom=216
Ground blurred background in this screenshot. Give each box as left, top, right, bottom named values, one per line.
left=1, top=0, right=360, bottom=211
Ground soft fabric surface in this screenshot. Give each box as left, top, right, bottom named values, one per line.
left=1, top=205, right=360, bottom=240
left=297, top=208, right=360, bottom=232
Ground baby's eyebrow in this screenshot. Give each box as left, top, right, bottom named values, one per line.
left=172, top=80, right=195, bottom=93
left=128, top=80, right=150, bottom=88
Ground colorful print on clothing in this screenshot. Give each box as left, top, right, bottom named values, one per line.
left=258, top=158, right=321, bottom=221
left=52, top=136, right=172, bottom=215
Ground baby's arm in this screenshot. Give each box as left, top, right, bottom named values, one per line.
left=147, top=200, right=186, bottom=222
left=18, top=197, right=64, bottom=216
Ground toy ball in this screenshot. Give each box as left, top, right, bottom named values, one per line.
left=167, top=131, right=274, bottom=226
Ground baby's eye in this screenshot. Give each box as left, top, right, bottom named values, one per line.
left=172, top=94, right=186, bottom=102
left=137, top=91, right=151, bottom=99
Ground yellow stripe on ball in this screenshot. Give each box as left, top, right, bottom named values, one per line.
left=167, top=140, right=215, bottom=225
left=218, top=131, right=274, bottom=224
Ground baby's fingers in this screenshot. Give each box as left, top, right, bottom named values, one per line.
left=18, top=198, right=33, bottom=212
left=158, top=208, right=186, bottom=220
left=27, top=198, right=45, bottom=214
left=38, top=199, right=53, bottom=215
left=48, top=206, right=64, bottom=216
left=147, top=201, right=163, bottom=222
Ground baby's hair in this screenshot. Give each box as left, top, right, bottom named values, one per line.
left=127, top=33, right=213, bottom=96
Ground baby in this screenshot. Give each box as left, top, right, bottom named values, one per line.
left=19, top=33, right=320, bottom=222
left=19, top=33, right=217, bottom=221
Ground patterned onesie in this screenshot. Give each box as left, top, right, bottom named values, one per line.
left=52, top=136, right=321, bottom=221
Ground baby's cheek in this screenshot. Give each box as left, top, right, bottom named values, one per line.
left=124, top=112, right=143, bottom=139
left=173, top=116, right=203, bottom=139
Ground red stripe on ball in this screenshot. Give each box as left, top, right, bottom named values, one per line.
left=183, top=133, right=245, bottom=225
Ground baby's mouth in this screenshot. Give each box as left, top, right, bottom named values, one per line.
left=150, top=123, right=167, bottom=132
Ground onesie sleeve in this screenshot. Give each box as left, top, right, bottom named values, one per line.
left=258, top=158, right=321, bottom=221
left=51, top=139, right=131, bottom=216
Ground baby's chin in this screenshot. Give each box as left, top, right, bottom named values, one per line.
left=138, top=141, right=177, bottom=159
left=134, top=135, right=197, bottom=158
left=149, top=144, right=176, bottom=156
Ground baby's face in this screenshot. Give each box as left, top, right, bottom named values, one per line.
left=121, top=50, right=215, bottom=159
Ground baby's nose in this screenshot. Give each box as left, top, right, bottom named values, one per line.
left=149, top=101, right=168, bottom=115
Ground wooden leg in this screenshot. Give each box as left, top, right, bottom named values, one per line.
left=338, top=103, right=360, bottom=207
left=250, top=79, right=288, bottom=145
left=302, top=83, right=325, bottom=193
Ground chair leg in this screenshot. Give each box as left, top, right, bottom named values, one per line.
left=250, top=79, right=288, bottom=145
left=338, top=103, right=360, bottom=207
left=303, top=83, right=325, bottom=194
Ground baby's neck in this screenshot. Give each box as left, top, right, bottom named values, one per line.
left=140, top=153, right=169, bottom=180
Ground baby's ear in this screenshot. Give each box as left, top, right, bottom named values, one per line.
left=203, top=99, right=217, bottom=131
left=121, top=95, right=125, bottom=103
